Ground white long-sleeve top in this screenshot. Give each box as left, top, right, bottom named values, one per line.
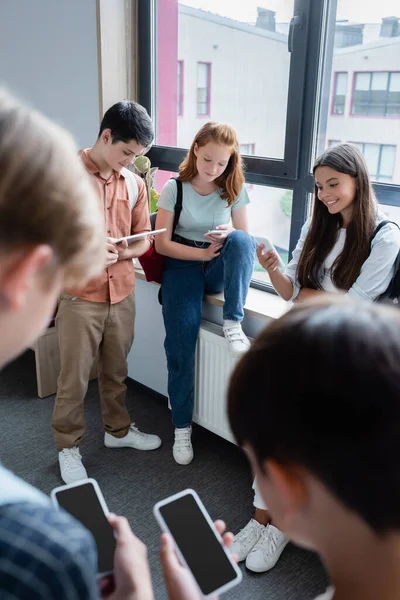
left=284, top=212, right=400, bottom=302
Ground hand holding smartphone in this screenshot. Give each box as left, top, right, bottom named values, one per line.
left=154, top=489, right=242, bottom=598
left=255, top=235, right=285, bottom=270
left=51, top=478, right=115, bottom=578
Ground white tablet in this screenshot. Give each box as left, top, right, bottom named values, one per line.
left=115, top=228, right=166, bottom=244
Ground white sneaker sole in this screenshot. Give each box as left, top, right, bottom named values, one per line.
left=173, top=451, right=194, bottom=465
left=104, top=434, right=161, bottom=451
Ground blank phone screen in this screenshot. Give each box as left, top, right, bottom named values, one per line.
left=55, top=483, right=115, bottom=574
left=159, top=494, right=238, bottom=596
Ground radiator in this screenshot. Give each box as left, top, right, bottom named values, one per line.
left=194, top=320, right=243, bottom=444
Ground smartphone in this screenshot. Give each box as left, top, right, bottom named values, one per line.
left=115, top=228, right=166, bottom=244
left=50, top=478, right=115, bottom=577
left=255, top=235, right=285, bottom=269
left=204, top=229, right=224, bottom=237
left=154, top=489, right=242, bottom=598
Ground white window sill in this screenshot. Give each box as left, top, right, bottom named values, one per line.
left=134, top=266, right=290, bottom=322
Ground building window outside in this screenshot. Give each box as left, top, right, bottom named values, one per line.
left=351, top=142, right=396, bottom=182
left=177, top=60, right=184, bottom=116
left=197, top=62, right=211, bottom=116
left=332, top=72, right=348, bottom=115
left=352, top=72, right=400, bottom=117
left=240, top=143, right=255, bottom=155
left=328, top=139, right=341, bottom=147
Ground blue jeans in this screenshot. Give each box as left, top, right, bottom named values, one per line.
left=161, top=230, right=256, bottom=428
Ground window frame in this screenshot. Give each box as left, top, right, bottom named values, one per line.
left=137, top=0, right=400, bottom=292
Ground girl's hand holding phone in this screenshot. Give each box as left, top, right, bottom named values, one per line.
left=256, top=245, right=279, bottom=273
left=160, top=520, right=236, bottom=600
left=203, top=242, right=223, bottom=261
left=204, top=224, right=233, bottom=243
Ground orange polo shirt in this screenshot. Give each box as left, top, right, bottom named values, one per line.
left=66, top=149, right=150, bottom=304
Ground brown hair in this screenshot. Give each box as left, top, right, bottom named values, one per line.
left=297, top=143, right=377, bottom=291
left=179, top=122, right=245, bottom=207
left=0, top=90, right=105, bottom=288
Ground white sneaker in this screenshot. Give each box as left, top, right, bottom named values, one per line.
left=245, top=524, right=289, bottom=572
left=173, top=426, right=193, bottom=465
left=223, top=320, right=250, bottom=356
left=104, top=423, right=161, bottom=451
left=230, top=518, right=265, bottom=562
left=58, top=447, right=87, bottom=484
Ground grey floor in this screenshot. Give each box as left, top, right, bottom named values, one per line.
left=0, top=351, right=328, bottom=600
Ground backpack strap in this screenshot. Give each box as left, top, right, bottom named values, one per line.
left=122, top=168, right=139, bottom=210
left=172, top=177, right=183, bottom=234
left=370, top=220, right=400, bottom=250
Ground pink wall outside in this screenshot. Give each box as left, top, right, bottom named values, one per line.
left=156, top=0, right=178, bottom=191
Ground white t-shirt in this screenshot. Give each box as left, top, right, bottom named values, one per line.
left=320, top=229, right=346, bottom=292
left=157, top=179, right=250, bottom=242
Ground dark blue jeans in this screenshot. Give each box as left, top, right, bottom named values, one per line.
left=161, top=230, right=256, bottom=428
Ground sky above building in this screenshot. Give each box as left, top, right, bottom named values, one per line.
left=180, top=0, right=400, bottom=24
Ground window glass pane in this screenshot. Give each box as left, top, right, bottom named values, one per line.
left=389, top=72, right=400, bottom=92
left=371, top=72, right=388, bottom=90
left=247, top=185, right=292, bottom=283
left=319, top=0, right=400, bottom=185
left=355, top=73, right=370, bottom=91
left=197, top=62, right=208, bottom=87
left=155, top=0, right=295, bottom=157
left=379, top=145, right=396, bottom=178
left=336, top=72, right=348, bottom=95
left=363, top=143, right=380, bottom=174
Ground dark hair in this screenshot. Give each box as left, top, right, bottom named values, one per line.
left=297, top=144, right=377, bottom=291
left=228, top=296, right=400, bottom=533
left=98, top=101, right=154, bottom=148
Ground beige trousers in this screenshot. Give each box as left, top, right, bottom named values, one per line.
left=52, top=292, right=135, bottom=450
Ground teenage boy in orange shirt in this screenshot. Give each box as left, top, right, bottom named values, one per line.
left=52, top=101, right=161, bottom=484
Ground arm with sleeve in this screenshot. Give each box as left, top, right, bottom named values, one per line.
left=348, top=223, right=400, bottom=301
left=231, top=186, right=251, bottom=212
left=157, top=178, right=177, bottom=214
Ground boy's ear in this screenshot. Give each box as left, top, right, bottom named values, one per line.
left=1, top=245, right=53, bottom=311
left=101, top=128, right=112, bottom=145
left=265, top=459, right=308, bottom=531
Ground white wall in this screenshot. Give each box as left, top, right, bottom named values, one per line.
left=0, top=0, right=100, bottom=148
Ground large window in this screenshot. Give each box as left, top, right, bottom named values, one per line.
left=139, top=0, right=400, bottom=291
left=196, top=62, right=211, bottom=116
left=352, top=72, right=400, bottom=117
left=332, top=72, right=347, bottom=115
